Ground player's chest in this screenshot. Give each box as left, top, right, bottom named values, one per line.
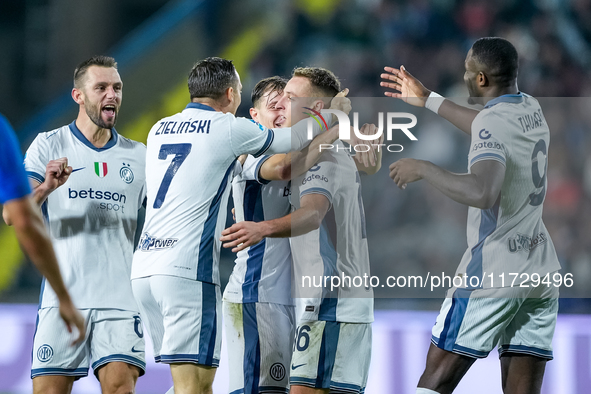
left=49, top=150, right=144, bottom=207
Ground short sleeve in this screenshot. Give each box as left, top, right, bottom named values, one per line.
left=229, top=117, right=275, bottom=158
left=298, top=160, right=339, bottom=205
left=24, top=133, right=50, bottom=184
left=239, top=155, right=272, bottom=184
left=468, top=111, right=508, bottom=168
left=0, top=115, right=32, bottom=203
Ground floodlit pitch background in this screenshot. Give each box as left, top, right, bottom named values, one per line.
left=1, top=0, right=591, bottom=392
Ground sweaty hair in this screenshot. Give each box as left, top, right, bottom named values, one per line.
left=251, top=76, right=287, bottom=108
left=188, top=57, right=239, bottom=100
left=292, top=67, right=341, bottom=98
left=73, top=56, right=117, bottom=88
left=471, top=37, right=519, bottom=86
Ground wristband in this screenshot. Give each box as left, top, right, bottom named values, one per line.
left=425, top=91, right=444, bottom=114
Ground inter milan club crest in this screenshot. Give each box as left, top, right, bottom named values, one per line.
left=120, top=163, right=134, bottom=184
left=94, top=162, right=108, bottom=178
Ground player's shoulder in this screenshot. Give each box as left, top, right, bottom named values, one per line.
left=31, top=124, right=71, bottom=147
left=116, top=132, right=146, bottom=151
left=231, top=117, right=271, bottom=135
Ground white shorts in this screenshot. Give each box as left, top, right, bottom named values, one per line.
left=432, top=284, right=559, bottom=360
left=131, top=275, right=222, bottom=367
left=290, top=320, right=372, bottom=393
left=223, top=301, right=295, bottom=394
left=31, top=308, right=145, bottom=379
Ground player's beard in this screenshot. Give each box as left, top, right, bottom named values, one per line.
left=86, top=103, right=117, bottom=129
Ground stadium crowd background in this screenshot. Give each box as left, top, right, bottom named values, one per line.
left=1, top=0, right=591, bottom=312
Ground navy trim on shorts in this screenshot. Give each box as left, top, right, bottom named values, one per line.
left=91, top=354, right=146, bottom=376
left=199, top=282, right=218, bottom=366
left=499, top=344, right=553, bottom=360
left=290, top=376, right=317, bottom=387
left=243, top=303, right=261, bottom=393
left=157, top=354, right=220, bottom=367
left=431, top=335, right=489, bottom=359
left=331, top=381, right=365, bottom=393
left=437, top=288, right=471, bottom=352
left=316, top=321, right=340, bottom=388
left=31, top=367, right=88, bottom=379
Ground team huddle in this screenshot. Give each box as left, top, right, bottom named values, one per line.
left=0, top=37, right=561, bottom=394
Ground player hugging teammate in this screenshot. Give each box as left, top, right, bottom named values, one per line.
left=8, top=35, right=560, bottom=394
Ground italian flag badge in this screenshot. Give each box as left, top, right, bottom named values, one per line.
left=94, top=162, right=108, bottom=177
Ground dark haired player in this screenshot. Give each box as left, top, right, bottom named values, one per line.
left=222, top=67, right=380, bottom=394
left=382, top=37, right=560, bottom=394
left=131, top=58, right=349, bottom=394
left=4, top=56, right=147, bottom=394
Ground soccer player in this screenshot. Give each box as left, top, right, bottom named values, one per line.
left=131, top=58, right=347, bottom=394
left=223, top=76, right=296, bottom=394
left=6, top=56, right=147, bottom=394
left=0, top=114, right=85, bottom=344
left=382, top=37, right=560, bottom=394
left=224, top=74, right=382, bottom=394
left=221, top=67, right=377, bottom=394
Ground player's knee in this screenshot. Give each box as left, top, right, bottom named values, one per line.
left=33, top=376, right=75, bottom=394
left=101, top=379, right=135, bottom=394
left=99, top=365, right=139, bottom=394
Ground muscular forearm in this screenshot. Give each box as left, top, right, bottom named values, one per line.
left=418, top=161, right=492, bottom=209
left=260, top=205, right=324, bottom=239
left=437, top=100, right=480, bottom=136
left=32, top=182, right=53, bottom=205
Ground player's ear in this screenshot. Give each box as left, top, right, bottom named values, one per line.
left=71, top=88, right=84, bottom=105
left=478, top=72, right=489, bottom=87
left=249, top=107, right=259, bottom=123
left=224, top=86, right=234, bottom=105
left=312, top=99, right=324, bottom=112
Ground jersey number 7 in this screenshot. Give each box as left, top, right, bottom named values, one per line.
left=154, top=143, right=192, bottom=209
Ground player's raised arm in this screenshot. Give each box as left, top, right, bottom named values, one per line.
left=380, top=65, right=479, bottom=135
left=220, top=193, right=330, bottom=253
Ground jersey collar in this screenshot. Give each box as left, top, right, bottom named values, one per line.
left=185, top=102, right=216, bottom=111
left=68, top=121, right=119, bottom=152
left=484, top=93, right=524, bottom=109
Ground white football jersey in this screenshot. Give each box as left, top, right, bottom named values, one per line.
left=131, top=103, right=322, bottom=285
left=223, top=155, right=293, bottom=305
left=291, top=141, right=374, bottom=324
left=459, top=93, right=561, bottom=287
left=24, top=122, right=146, bottom=310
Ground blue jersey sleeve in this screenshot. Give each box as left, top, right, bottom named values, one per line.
left=0, top=114, right=32, bottom=203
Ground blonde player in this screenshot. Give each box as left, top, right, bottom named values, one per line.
left=222, top=67, right=380, bottom=394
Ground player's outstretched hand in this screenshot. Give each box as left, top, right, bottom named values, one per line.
left=329, top=88, right=352, bottom=115
left=221, top=221, right=264, bottom=253
left=352, top=123, right=384, bottom=168
left=58, top=298, right=85, bottom=345
left=44, top=157, right=73, bottom=192
left=389, top=158, right=424, bottom=189
left=380, top=66, right=430, bottom=107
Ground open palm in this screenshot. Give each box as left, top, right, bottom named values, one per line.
left=380, top=65, right=430, bottom=107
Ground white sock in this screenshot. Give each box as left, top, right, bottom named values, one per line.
left=416, top=388, right=440, bottom=394
left=164, top=387, right=174, bottom=394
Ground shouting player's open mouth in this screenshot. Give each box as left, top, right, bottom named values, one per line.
left=102, top=104, right=117, bottom=119
left=273, top=115, right=286, bottom=128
